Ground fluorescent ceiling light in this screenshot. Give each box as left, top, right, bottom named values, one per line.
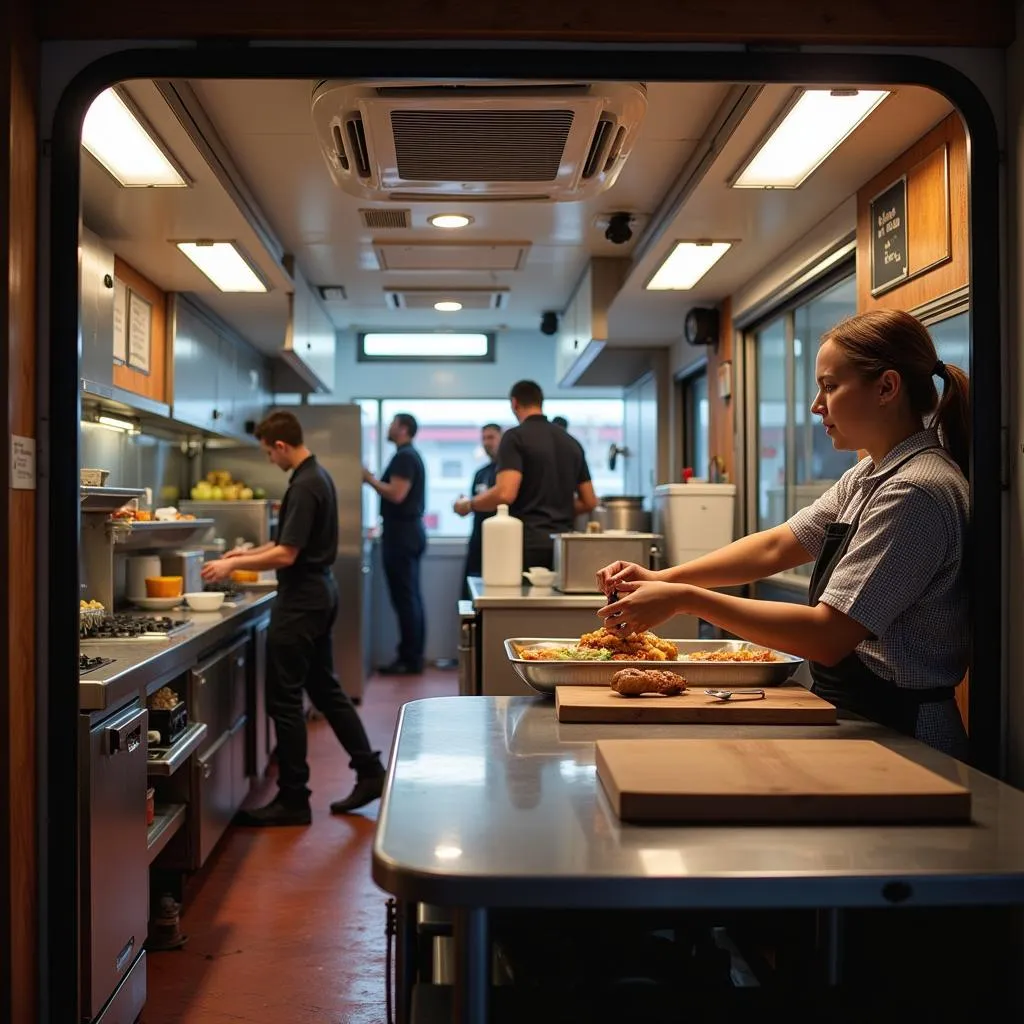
left=733, top=89, right=889, bottom=189
left=429, top=214, right=472, bottom=229
left=176, top=242, right=267, bottom=293
left=363, top=333, right=489, bottom=358
left=433, top=301, right=463, bottom=312
left=645, top=242, right=732, bottom=291
left=82, top=88, right=187, bottom=188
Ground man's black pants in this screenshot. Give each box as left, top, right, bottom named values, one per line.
left=266, top=587, right=381, bottom=805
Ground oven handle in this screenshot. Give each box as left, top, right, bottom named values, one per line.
left=103, top=708, right=148, bottom=757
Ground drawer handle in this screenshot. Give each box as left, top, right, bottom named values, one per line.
left=202, top=761, right=213, bottom=779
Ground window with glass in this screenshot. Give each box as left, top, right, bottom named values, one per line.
left=359, top=397, right=626, bottom=536
left=927, top=311, right=969, bottom=378
left=682, top=369, right=709, bottom=477
left=753, top=271, right=858, bottom=545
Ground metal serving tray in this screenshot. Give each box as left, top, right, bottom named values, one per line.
left=504, top=638, right=803, bottom=696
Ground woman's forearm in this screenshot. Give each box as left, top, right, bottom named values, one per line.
left=681, top=587, right=858, bottom=663
left=659, top=524, right=811, bottom=588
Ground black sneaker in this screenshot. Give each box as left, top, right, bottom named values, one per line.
left=377, top=660, right=424, bottom=676
left=330, top=775, right=385, bottom=815
left=234, top=796, right=311, bottom=827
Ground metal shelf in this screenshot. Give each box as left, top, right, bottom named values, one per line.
left=80, top=486, right=146, bottom=513
left=147, top=803, right=187, bottom=864
left=147, top=722, right=208, bottom=777
left=117, top=518, right=216, bottom=551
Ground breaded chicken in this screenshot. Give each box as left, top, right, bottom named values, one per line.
left=577, top=627, right=678, bottom=662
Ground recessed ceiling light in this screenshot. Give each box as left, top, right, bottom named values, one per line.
left=429, top=214, right=472, bottom=229
left=434, top=300, right=463, bottom=312
left=82, top=88, right=187, bottom=188
left=176, top=242, right=267, bottom=293
left=645, top=242, right=732, bottom=291
left=732, top=89, right=889, bottom=189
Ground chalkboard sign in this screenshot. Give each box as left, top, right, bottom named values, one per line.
left=870, top=176, right=908, bottom=296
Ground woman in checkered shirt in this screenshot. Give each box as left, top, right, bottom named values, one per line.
left=598, top=309, right=970, bottom=758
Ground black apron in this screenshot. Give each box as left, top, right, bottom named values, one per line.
left=807, top=446, right=957, bottom=741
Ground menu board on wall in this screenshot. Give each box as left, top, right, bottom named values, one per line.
left=127, top=291, right=152, bottom=375
left=112, top=278, right=127, bottom=364
left=870, top=176, right=909, bottom=296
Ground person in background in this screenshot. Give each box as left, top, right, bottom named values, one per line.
left=551, top=415, right=569, bottom=430
left=202, top=410, right=385, bottom=824
left=363, top=412, right=427, bottom=675
left=597, top=309, right=971, bottom=759
left=456, top=381, right=598, bottom=569
left=454, top=422, right=503, bottom=595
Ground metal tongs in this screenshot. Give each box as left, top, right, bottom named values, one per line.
left=704, top=688, right=766, bottom=701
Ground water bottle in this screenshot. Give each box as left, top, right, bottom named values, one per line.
left=482, top=504, right=523, bottom=586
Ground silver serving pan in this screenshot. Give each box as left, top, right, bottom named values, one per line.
left=504, top=638, right=803, bottom=696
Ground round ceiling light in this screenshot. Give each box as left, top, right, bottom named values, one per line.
left=429, top=214, right=472, bottom=229
left=434, top=300, right=463, bottom=312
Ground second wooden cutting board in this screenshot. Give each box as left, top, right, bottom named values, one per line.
left=556, top=685, right=837, bottom=725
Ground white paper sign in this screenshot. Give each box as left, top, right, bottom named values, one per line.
left=127, top=291, right=152, bottom=375
left=113, top=278, right=127, bottom=363
left=11, top=436, right=35, bottom=490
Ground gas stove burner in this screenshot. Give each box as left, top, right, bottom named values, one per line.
left=80, top=614, right=192, bottom=642
left=203, top=582, right=242, bottom=600
left=79, top=654, right=115, bottom=676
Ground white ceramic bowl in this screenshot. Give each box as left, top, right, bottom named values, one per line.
left=523, top=569, right=557, bottom=587
left=183, top=591, right=226, bottom=612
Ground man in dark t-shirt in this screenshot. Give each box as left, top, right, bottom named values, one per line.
left=454, top=422, right=502, bottom=591
left=363, top=412, right=427, bottom=674
left=455, top=381, right=598, bottom=569
left=201, top=410, right=385, bottom=826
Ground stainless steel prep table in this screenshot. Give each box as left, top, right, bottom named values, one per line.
left=79, top=591, right=276, bottom=713
left=372, top=696, right=1024, bottom=1023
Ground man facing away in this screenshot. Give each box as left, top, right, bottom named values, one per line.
left=201, top=410, right=386, bottom=826
left=362, top=412, right=428, bottom=675
left=453, top=422, right=502, bottom=592
left=455, top=381, right=598, bottom=569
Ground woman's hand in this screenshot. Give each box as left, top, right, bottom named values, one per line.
left=595, top=560, right=660, bottom=595
left=596, top=581, right=690, bottom=636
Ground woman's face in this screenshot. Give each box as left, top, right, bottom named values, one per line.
left=811, top=339, right=883, bottom=452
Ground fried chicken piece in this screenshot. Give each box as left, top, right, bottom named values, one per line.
left=577, top=627, right=678, bottom=662
left=610, top=667, right=687, bottom=697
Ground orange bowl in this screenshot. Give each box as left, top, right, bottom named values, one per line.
left=230, top=570, right=260, bottom=584
left=145, top=576, right=183, bottom=598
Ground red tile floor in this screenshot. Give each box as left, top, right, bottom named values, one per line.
left=141, top=668, right=458, bottom=1024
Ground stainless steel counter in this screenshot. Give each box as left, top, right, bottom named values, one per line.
left=373, top=696, right=1024, bottom=909
left=79, top=592, right=276, bottom=713
left=468, top=576, right=609, bottom=609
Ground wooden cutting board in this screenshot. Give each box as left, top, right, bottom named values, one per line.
left=556, top=685, right=837, bottom=725
left=595, top=738, right=972, bottom=824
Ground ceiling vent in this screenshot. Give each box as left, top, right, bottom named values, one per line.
left=360, top=208, right=411, bottom=229
left=311, top=80, right=647, bottom=202
left=374, top=242, right=529, bottom=272
left=384, top=287, right=509, bottom=311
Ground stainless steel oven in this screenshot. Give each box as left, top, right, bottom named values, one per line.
left=79, top=701, right=149, bottom=1022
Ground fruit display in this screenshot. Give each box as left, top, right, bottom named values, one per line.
left=190, top=470, right=267, bottom=502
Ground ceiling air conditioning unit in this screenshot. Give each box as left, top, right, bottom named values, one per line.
left=311, top=79, right=647, bottom=202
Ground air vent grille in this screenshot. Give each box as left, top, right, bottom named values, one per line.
left=389, top=109, right=574, bottom=182
left=360, top=208, right=412, bottom=229
left=384, top=288, right=509, bottom=311
left=582, top=118, right=614, bottom=180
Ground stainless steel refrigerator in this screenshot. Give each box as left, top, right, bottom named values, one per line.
left=183, top=404, right=367, bottom=700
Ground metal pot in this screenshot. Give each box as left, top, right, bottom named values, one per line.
left=592, top=495, right=651, bottom=534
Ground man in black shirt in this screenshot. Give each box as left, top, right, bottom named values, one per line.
left=201, top=411, right=385, bottom=825
left=363, top=412, right=427, bottom=674
left=453, top=422, right=502, bottom=590
left=456, top=381, right=598, bottom=569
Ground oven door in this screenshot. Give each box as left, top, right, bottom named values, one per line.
left=81, top=701, right=149, bottom=1021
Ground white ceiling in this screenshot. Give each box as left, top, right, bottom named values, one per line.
left=79, top=77, right=952, bottom=358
